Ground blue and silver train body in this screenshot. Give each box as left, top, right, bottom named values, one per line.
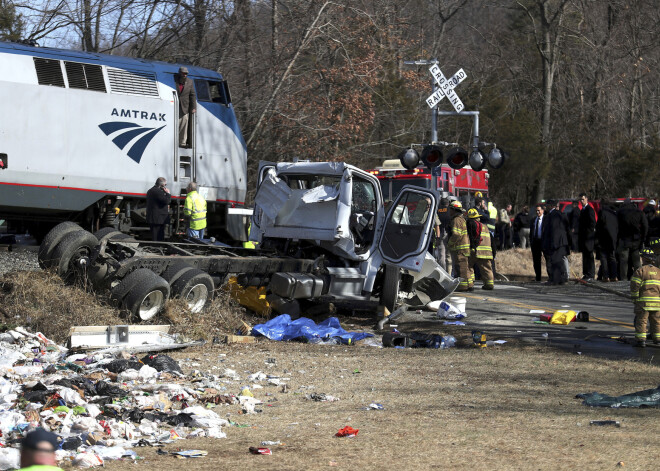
left=0, top=41, right=247, bottom=241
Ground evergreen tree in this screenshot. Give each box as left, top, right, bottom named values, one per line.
left=0, top=0, right=23, bottom=42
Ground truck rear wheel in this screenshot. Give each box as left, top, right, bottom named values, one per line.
left=94, top=227, right=134, bottom=243
left=38, top=222, right=82, bottom=269
left=171, top=268, right=214, bottom=313
left=115, top=268, right=170, bottom=320
left=381, top=264, right=400, bottom=312
left=161, top=262, right=194, bottom=286
left=50, top=230, right=99, bottom=284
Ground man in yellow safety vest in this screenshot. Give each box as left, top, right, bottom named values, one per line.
left=184, top=182, right=207, bottom=239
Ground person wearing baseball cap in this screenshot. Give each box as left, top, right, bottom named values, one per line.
left=174, top=66, right=196, bottom=147
left=20, top=428, right=62, bottom=470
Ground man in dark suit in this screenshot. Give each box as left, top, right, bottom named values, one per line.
left=542, top=199, right=570, bottom=284
left=578, top=192, right=597, bottom=281
left=530, top=204, right=546, bottom=282
left=596, top=198, right=618, bottom=282
left=617, top=198, right=649, bottom=280
left=146, top=177, right=171, bottom=241
left=174, top=66, right=197, bottom=147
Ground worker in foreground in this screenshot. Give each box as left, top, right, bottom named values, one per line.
left=20, top=429, right=62, bottom=470
left=630, top=248, right=660, bottom=347
left=467, top=208, right=494, bottom=290
left=448, top=201, right=472, bottom=292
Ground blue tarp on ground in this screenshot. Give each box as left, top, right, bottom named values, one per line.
left=252, top=314, right=373, bottom=344
left=576, top=385, right=660, bottom=408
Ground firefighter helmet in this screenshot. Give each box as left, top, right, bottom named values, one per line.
left=467, top=208, right=481, bottom=219
left=475, top=191, right=483, bottom=198
left=649, top=237, right=660, bottom=254
left=450, top=201, right=464, bottom=212
left=641, top=248, right=655, bottom=260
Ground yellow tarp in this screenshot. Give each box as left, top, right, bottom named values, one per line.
left=550, top=310, right=576, bottom=325
left=225, top=276, right=270, bottom=316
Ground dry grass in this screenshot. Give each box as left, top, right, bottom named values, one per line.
left=0, top=270, right=122, bottom=342
left=166, top=287, right=264, bottom=341
left=496, top=249, right=584, bottom=279
left=0, top=270, right=258, bottom=343
left=1, top=268, right=658, bottom=470
left=82, top=342, right=659, bottom=471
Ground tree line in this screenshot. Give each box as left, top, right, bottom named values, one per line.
left=2, top=0, right=659, bottom=208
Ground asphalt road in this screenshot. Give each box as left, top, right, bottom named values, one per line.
left=399, top=279, right=660, bottom=364
left=462, top=280, right=659, bottom=363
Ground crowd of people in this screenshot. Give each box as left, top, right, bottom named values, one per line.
left=509, top=195, right=657, bottom=283
left=431, top=193, right=659, bottom=348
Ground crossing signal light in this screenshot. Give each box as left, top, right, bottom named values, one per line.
left=487, top=147, right=507, bottom=169
left=398, top=148, right=420, bottom=170
left=445, top=147, right=469, bottom=169
left=469, top=149, right=487, bottom=171
left=421, top=145, right=443, bottom=169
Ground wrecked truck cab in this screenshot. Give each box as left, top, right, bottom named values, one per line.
left=40, top=161, right=458, bottom=322
left=250, top=161, right=459, bottom=313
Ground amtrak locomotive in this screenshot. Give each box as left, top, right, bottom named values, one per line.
left=0, top=41, right=247, bottom=241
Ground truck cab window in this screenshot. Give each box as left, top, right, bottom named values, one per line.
left=350, top=177, right=377, bottom=252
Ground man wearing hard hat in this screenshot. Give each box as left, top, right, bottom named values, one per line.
left=467, top=208, right=494, bottom=289
left=630, top=248, right=660, bottom=348
left=448, top=201, right=472, bottom=291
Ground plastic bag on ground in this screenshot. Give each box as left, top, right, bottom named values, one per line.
left=138, top=364, right=158, bottom=381
left=140, top=354, right=183, bottom=374
left=577, top=385, right=660, bottom=408
left=72, top=452, right=104, bottom=468
left=117, top=369, right=139, bottom=382
left=0, top=447, right=20, bottom=471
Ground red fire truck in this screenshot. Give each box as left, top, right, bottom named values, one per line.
left=367, top=159, right=488, bottom=201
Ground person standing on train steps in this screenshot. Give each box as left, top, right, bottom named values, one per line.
left=175, top=67, right=196, bottom=147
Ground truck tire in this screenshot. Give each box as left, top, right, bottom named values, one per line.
left=87, top=262, right=109, bottom=288
left=171, top=268, right=214, bottom=313
left=38, top=222, right=82, bottom=269
left=119, top=269, right=170, bottom=320
left=380, top=265, right=400, bottom=312
left=161, top=262, right=194, bottom=286
left=94, top=227, right=134, bottom=243
left=110, top=268, right=147, bottom=306
left=50, top=230, right=99, bottom=284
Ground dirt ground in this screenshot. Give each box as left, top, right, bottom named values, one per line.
left=2, top=254, right=658, bottom=470
left=75, top=341, right=660, bottom=471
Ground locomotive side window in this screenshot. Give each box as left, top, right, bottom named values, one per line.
left=210, top=80, right=231, bottom=104
left=33, top=58, right=65, bottom=87
left=64, top=61, right=106, bottom=92
left=194, top=79, right=210, bottom=101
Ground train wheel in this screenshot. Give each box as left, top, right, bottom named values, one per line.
left=171, top=268, right=214, bottom=313
left=38, top=222, right=82, bottom=269
left=380, top=264, right=400, bottom=313
left=116, top=269, right=170, bottom=320
left=49, top=230, right=99, bottom=284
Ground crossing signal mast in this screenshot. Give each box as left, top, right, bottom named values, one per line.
left=400, top=59, right=508, bottom=172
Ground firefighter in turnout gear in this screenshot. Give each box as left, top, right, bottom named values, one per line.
left=630, top=248, right=660, bottom=347
left=467, top=208, right=495, bottom=290
left=183, top=182, right=207, bottom=239
left=448, top=201, right=472, bottom=292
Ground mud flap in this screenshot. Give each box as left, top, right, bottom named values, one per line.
left=407, top=253, right=459, bottom=306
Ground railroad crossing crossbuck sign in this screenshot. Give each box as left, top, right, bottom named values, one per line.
left=425, top=65, right=467, bottom=112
